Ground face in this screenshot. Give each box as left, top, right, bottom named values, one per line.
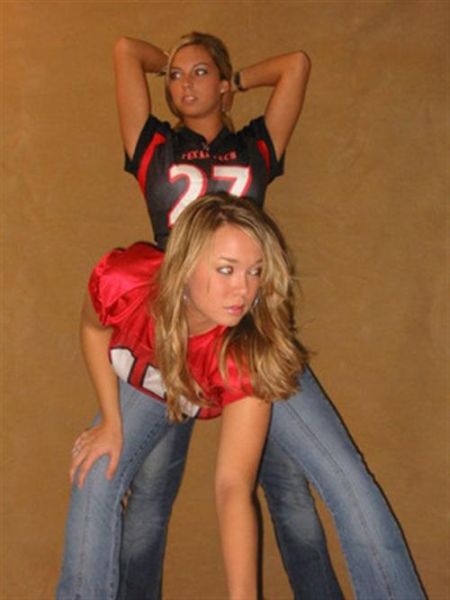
left=185, top=224, right=263, bottom=335
left=168, top=44, right=229, bottom=120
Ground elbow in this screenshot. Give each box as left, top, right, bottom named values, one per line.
left=113, top=36, right=135, bottom=61
left=281, top=51, right=311, bottom=93
left=215, top=473, right=255, bottom=513
left=290, top=50, right=312, bottom=77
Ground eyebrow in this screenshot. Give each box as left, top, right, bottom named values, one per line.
left=170, top=61, right=211, bottom=70
left=217, top=256, right=263, bottom=264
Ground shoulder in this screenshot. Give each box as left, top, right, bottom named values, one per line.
left=235, top=116, right=268, bottom=140
left=189, top=329, right=254, bottom=413
left=235, top=117, right=284, bottom=181
left=125, top=115, right=173, bottom=173
left=89, top=242, right=163, bottom=325
left=92, top=242, right=163, bottom=284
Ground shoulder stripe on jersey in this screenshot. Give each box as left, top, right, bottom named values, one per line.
left=256, top=139, right=271, bottom=176
left=137, top=132, right=166, bottom=194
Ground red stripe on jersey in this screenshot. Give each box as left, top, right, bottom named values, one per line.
left=256, top=139, right=271, bottom=176
left=137, top=132, right=166, bottom=193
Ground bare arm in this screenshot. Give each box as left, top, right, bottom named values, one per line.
left=113, top=37, right=168, bottom=159
left=215, top=397, right=271, bottom=600
left=70, top=295, right=122, bottom=487
left=233, top=51, right=311, bottom=160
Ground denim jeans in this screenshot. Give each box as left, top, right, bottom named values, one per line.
left=118, top=366, right=426, bottom=600
left=265, top=367, right=425, bottom=599
left=56, top=381, right=194, bottom=600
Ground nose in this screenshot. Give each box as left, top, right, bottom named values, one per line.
left=181, top=73, right=193, bottom=88
left=233, top=273, right=250, bottom=297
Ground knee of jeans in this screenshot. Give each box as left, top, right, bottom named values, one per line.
left=264, top=482, right=321, bottom=526
left=72, top=455, right=122, bottom=503
left=269, top=501, right=327, bottom=547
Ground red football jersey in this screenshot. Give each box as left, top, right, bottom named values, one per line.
left=89, top=242, right=253, bottom=419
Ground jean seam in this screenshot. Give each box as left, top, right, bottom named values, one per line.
left=106, top=409, right=171, bottom=598
left=263, top=485, right=341, bottom=599
left=270, top=398, right=395, bottom=600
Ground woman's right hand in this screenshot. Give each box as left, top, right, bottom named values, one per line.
left=69, top=421, right=123, bottom=488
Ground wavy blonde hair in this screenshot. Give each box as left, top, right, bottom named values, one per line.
left=153, top=193, right=308, bottom=421
left=165, top=31, right=234, bottom=131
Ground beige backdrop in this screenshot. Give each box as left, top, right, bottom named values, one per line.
left=3, top=1, right=448, bottom=599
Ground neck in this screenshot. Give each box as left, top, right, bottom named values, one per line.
left=182, top=114, right=224, bottom=143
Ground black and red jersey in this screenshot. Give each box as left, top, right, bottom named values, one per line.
left=89, top=242, right=253, bottom=419
left=125, top=115, right=284, bottom=249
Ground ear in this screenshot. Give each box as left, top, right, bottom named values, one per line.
left=220, top=80, right=230, bottom=95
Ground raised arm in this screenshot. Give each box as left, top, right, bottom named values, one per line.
left=233, top=51, right=311, bottom=160
left=69, top=295, right=122, bottom=488
left=113, top=37, right=168, bottom=159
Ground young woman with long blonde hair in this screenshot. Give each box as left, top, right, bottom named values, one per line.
left=57, top=193, right=306, bottom=599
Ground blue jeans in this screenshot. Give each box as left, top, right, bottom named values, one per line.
left=118, top=367, right=426, bottom=600
left=56, top=381, right=194, bottom=600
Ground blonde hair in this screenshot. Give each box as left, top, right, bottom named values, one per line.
left=165, top=31, right=234, bottom=131
left=153, top=193, right=307, bottom=421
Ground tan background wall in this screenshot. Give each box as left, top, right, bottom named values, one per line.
left=3, top=1, right=448, bottom=599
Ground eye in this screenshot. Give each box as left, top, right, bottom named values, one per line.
left=169, top=70, right=181, bottom=81
left=194, top=67, right=208, bottom=77
left=248, top=266, right=262, bottom=277
left=217, top=266, right=233, bottom=275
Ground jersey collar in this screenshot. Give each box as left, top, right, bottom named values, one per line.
left=178, top=124, right=231, bottom=152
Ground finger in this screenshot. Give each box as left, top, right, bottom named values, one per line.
left=74, top=428, right=89, bottom=444
left=77, top=432, right=90, bottom=445
left=76, top=427, right=93, bottom=445
left=69, top=449, right=86, bottom=484
left=105, top=450, right=121, bottom=480
left=71, top=443, right=83, bottom=458
left=77, top=451, right=105, bottom=489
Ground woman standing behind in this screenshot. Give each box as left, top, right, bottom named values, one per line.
left=114, top=33, right=425, bottom=600
left=115, top=33, right=309, bottom=249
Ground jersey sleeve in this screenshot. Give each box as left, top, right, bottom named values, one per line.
left=124, top=115, right=171, bottom=177
left=241, top=117, right=285, bottom=183
left=206, top=354, right=255, bottom=413
left=88, top=243, right=163, bottom=326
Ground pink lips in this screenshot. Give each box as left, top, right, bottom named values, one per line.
left=225, top=305, right=245, bottom=316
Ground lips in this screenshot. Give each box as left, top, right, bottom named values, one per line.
left=225, top=304, right=246, bottom=316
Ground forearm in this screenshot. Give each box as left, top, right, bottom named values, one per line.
left=234, top=51, right=310, bottom=92
left=216, top=488, right=258, bottom=600
left=70, top=302, right=124, bottom=486
left=80, top=315, right=120, bottom=429
left=232, top=51, right=310, bottom=159
left=215, top=397, right=271, bottom=599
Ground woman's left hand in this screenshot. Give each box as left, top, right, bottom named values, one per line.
left=69, top=421, right=123, bottom=488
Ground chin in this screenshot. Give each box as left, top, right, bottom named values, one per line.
left=225, top=315, right=245, bottom=328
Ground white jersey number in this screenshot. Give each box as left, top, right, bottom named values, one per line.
left=168, top=164, right=251, bottom=226
left=110, top=348, right=200, bottom=417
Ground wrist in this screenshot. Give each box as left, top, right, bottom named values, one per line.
left=156, top=50, right=169, bottom=76
left=233, top=70, right=246, bottom=92
left=100, top=414, right=122, bottom=431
